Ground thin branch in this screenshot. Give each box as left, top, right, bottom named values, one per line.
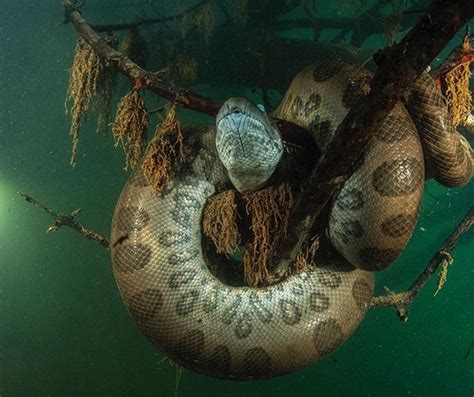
left=89, top=0, right=210, bottom=32
left=267, top=0, right=474, bottom=280
left=20, top=193, right=110, bottom=248
left=370, top=205, right=473, bottom=321
left=63, top=0, right=221, bottom=116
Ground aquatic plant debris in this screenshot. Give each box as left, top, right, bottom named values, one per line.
left=203, top=189, right=240, bottom=254
left=242, top=182, right=294, bottom=286
left=65, top=37, right=103, bottom=167
left=142, top=105, right=184, bottom=193
left=434, top=250, right=454, bottom=296
left=112, top=89, right=149, bottom=170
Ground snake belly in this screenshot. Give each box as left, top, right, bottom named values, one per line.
left=111, top=125, right=374, bottom=380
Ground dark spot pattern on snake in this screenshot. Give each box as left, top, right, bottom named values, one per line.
left=316, top=269, right=342, bottom=289
left=249, top=292, right=273, bottom=323
left=312, top=61, right=345, bottom=82
left=309, top=292, right=330, bottom=312
left=201, top=344, right=232, bottom=374
left=203, top=287, right=220, bottom=313
left=340, top=219, right=364, bottom=238
left=291, top=283, right=305, bottom=296
left=169, top=269, right=197, bottom=288
left=114, top=243, right=152, bottom=273
left=352, top=278, right=373, bottom=313
left=313, top=318, right=344, bottom=356
left=116, top=206, right=150, bottom=232
left=372, top=157, right=423, bottom=197
left=174, top=329, right=205, bottom=362
left=234, top=315, right=253, bottom=339
left=176, top=289, right=200, bottom=316
left=335, top=188, right=365, bottom=211
left=221, top=295, right=243, bottom=324
left=128, top=288, right=163, bottom=323
left=381, top=214, right=417, bottom=238
left=243, top=348, right=272, bottom=377
left=171, top=207, right=193, bottom=228
left=159, top=230, right=191, bottom=247
left=309, top=118, right=333, bottom=151
left=359, top=247, right=400, bottom=271
left=167, top=249, right=198, bottom=266
left=279, top=299, right=302, bottom=325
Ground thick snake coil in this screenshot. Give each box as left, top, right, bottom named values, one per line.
left=110, top=61, right=472, bottom=380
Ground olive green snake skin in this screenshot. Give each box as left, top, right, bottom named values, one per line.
left=110, top=61, right=472, bottom=380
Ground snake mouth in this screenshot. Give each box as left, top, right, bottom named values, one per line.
left=216, top=97, right=281, bottom=143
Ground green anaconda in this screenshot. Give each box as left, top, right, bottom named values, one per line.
left=110, top=60, right=472, bottom=380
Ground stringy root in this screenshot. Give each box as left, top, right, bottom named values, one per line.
left=242, top=183, right=293, bottom=286
left=294, top=235, right=320, bottom=273
left=172, top=54, right=198, bottom=82
left=65, top=37, right=103, bottom=167
left=443, top=62, right=472, bottom=127
left=203, top=190, right=240, bottom=254
left=112, top=89, right=149, bottom=170
left=142, top=106, right=184, bottom=193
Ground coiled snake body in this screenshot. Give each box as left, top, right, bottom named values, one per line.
left=111, top=61, right=472, bottom=380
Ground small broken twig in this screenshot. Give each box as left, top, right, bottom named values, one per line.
left=370, top=205, right=473, bottom=321
left=20, top=192, right=110, bottom=248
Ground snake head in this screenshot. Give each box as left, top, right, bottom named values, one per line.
left=216, top=98, right=283, bottom=193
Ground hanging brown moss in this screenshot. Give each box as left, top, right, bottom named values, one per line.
left=194, top=2, right=214, bottom=45
left=441, top=33, right=473, bottom=127
left=242, top=183, right=293, bottom=286
left=294, top=235, right=319, bottom=273
left=142, top=106, right=184, bottom=193
left=112, top=89, right=149, bottom=170
left=443, top=61, right=472, bottom=127
left=65, top=37, right=103, bottom=167
left=172, top=54, right=198, bottom=83
left=203, top=190, right=240, bottom=254
left=119, top=27, right=149, bottom=68
left=96, top=62, right=117, bottom=135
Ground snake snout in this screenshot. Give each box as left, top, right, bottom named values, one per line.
left=216, top=98, right=284, bottom=192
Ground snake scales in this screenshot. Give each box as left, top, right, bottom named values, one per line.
left=110, top=61, right=472, bottom=380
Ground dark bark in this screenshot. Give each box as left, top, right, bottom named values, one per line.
left=267, top=0, right=474, bottom=279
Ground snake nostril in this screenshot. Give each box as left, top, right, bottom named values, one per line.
left=231, top=107, right=242, bottom=114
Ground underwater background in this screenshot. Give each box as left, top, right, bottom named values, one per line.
left=0, top=0, right=472, bottom=396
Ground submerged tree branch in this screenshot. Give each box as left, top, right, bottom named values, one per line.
left=267, top=0, right=474, bottom=279
left=20, top=193, right=110, bottom=248
left=89, top=0, right=210, bottom=33
left=370, top=205, right=473, bottom=321
left=63, top=0, right=222, bottom=117
left=62, top=0, right=315, bottom=149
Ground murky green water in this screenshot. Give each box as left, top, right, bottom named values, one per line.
left=0, top=1, right=472, bottom=396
